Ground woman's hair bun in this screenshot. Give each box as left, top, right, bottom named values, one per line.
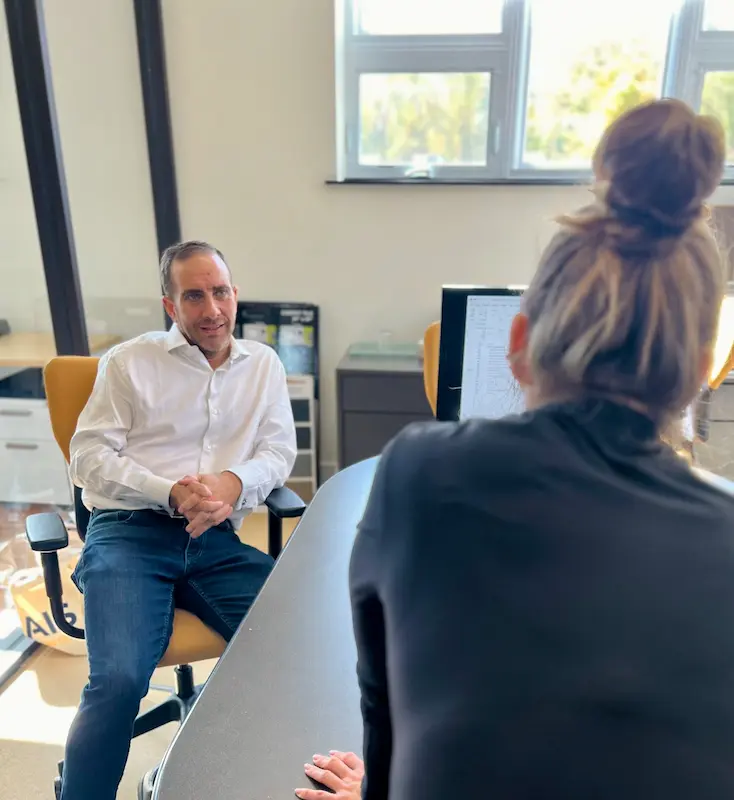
left=593, top=99, right=726, bottom=238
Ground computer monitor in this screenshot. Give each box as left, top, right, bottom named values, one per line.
left=436, top=285, right=526, bottom=422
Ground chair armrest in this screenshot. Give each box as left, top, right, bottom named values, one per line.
left=26, top=512, right=70, bottom=552
left=25, top=512, right=85, bottom=639
left=264, top=486, right=307, bottom=519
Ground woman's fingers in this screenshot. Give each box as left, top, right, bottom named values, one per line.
left=296, top=754, right=362, bottom=800
left=294, top=789, right=330, bottom=800
left=329, top=751, right=363, bottom=773
left=312, top=754, right=350, bottom=780
left=304, top=763, right=341, bottom=791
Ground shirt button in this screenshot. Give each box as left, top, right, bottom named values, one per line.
left=205, top=445, right=212, bottom=452
left=213, top=409, right=219, bottom=416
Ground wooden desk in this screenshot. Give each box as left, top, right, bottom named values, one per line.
left=0, top=332, right=121, bottom=368
left=153, top=457, right=378, bottom=800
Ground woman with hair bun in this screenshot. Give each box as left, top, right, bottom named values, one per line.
left=297, top=100, right=734, bottom=800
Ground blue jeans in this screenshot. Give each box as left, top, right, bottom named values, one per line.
left=61, top=509, right=273, bottom=800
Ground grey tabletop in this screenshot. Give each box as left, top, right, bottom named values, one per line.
left=153, top=456, right=378, bottom=800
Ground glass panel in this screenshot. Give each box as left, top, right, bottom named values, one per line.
left=356, top=0, right=503, bottom=35
left=701, top=71, right=734, bottom=165
left=0, top=4, right=66, bottom=672
left=522, top=0, right=677, bottom=170
left=359, top=72, right=491, bottom=169
left=703, top=0, right=734, bottom=31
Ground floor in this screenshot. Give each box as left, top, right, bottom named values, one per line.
left=0, top=510, right=298, bottom=800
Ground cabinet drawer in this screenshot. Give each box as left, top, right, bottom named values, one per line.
left=695, top=422, right=734, bottom=480
left=0, top=398, right=54, bottom=441
left=0, top=438, right=72, bottom=505
left=340, top=411, right=432, bottom=467
left=340, top=373, right=430, bottom=414
left=709, top=386, right=734, bottom=421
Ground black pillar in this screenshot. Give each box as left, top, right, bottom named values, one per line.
left=133, top=0, right=181, bottom=326
left=4, top=0, right=89, bottom=356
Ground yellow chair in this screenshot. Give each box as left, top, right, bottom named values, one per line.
left=709, top=292, right=734, bottom=390
left=422, top=321, right=440, bottom=416
left=24, top=356, right=306, bottom=798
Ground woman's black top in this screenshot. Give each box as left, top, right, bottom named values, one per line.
left=350, top=399, right=734, bottom=799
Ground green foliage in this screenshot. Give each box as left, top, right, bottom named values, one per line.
left=524, top=39, right=662, bottom=165
left=358, top=40, right=734, bottom=169
left=359, top=72, right=490, bottom=166
left=701, top=71, right=734, bottom=163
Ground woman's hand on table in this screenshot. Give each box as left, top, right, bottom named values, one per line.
left=295, top=750, right=364, bottom=799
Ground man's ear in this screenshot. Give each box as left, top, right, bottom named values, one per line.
left=162, top=295, right=175, bottom=322
left=508, top=313, right=532, bottom=387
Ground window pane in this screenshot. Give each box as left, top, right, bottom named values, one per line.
left=355, top=0, right=503, bottom=35
left=359, top=73, right=491, bottom=169
left=703, top=0, right=734, bottom=31
left=701, top=72, right=734, bottom=165
left=522, top=0, right=677, bottom=170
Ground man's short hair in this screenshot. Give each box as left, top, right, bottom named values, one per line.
left=159, top=240, right=230, bottom=297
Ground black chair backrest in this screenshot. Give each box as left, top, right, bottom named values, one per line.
left=74, top=485, right=90, bottom=542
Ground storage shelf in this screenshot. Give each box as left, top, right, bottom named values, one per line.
left=287, top=375, right=318, bottom=499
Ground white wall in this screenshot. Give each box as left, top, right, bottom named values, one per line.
left=1, top=0, right=733, bottom=468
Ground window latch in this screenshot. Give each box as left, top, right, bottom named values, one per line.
left=404, top=166, right=434, bottom=179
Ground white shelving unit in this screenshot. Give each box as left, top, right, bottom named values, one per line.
left=286, top=374, right=318, bottom=503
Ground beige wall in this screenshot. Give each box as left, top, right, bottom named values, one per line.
left=2, top=0, right=733, bottom=468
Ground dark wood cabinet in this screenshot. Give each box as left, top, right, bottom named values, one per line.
left=337, top=353, right=433, bottom=469
left=697, top=379, right=734, bottom=479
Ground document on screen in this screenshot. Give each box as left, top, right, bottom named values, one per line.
left=459, top=294, right=524, bottom=421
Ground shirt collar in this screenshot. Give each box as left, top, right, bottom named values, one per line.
left=166, top=323, right=250, bottom=364
left=543, top=397, right=659, bottom=444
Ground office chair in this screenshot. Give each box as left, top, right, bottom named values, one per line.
left=692, top=290, right=734, bottom=443
left=422, top=321, right=440, bottom=416
left=23, top=356, right=306, bottom=799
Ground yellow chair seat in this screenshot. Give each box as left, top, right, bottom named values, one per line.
left=159, top=609, right=227, bottom=668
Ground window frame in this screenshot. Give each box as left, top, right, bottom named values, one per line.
left=335, top=0, right=734, bottom=183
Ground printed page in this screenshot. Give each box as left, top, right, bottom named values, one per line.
left=459, top=295, right=524, bottom=420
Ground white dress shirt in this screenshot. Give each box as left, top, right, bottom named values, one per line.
left=70, top=324, right=297, bottom=529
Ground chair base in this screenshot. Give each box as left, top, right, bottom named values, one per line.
left=54, top=665, right=200, bottom=798
left=138, top=766, right=159, bottom=800
left=133, top=665, right=200, bottom=737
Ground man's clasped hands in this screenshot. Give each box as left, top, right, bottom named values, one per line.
left=169, top=471, right=243, bottom=537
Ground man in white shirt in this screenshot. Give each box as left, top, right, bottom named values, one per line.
left=60, top=240, right=297, bottom=800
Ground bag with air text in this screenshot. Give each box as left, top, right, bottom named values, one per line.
left=9, top=556, right=86, bottom=656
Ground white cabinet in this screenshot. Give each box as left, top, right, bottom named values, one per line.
left=0, top=398, right=72, bottom=506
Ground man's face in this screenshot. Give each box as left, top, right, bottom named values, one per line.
left=162, top=251, right=238, bottom=359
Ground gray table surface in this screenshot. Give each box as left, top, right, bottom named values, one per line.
left=153, top=457, right=378, bottom=800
